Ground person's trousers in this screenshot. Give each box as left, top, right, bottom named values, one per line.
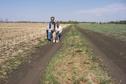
left=48, top=31, right=52, bottom=41
left=56, top=32, right=62, bottom=40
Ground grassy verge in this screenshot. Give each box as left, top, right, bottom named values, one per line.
left=78, top=23, right=126, bottom=41
left=42, top=25, right=113, bottom=84
left=0, top=38, right=47, bottom=83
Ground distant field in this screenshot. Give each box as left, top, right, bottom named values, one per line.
left=78, top=23, right=126, bottom=41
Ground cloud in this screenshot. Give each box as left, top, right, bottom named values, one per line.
left=77, top=3, right=126, bottom=17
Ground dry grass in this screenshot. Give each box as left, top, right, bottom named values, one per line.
left=0, top=23, right=47, bottom=82
left=0, top=23, right=46, bottom=28
left=0, top=23, right=47, bottom=63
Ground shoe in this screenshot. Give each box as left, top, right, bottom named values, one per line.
left=53, top=40, right=55, bottom=43
left=56, top=40, right=59, bottom=43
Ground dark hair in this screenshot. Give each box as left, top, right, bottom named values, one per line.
left=50, top=16, right=55, bottom=21
left=56, top=21, right=60, bottom=28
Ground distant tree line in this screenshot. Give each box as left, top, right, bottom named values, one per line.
left=79, top=22, right=96, bottom=24
left=0, top=19, right=126, bottom=24
left=80, top=20, right=126, bottom=24
left=108, top=20, right=126, bottom=24
left=60, top=21, right=79, bottom=24
left=0, top=20, right=47, bottom=23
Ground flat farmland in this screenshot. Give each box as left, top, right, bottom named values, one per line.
left=0, top=23, right=47, bottom=81
left=0, top=23, right=69, bottom=83
left=79, top=23, right=126, bottom=41
left=0, top=23, right=47, bottom=63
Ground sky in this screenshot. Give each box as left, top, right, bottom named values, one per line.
left=0, top=0, right=126, bottom=22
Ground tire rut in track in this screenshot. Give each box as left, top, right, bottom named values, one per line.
left=5, top=28, right=69, bottom=84
left=78, top=27, right=126, bottom=84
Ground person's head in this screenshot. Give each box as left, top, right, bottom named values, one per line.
left=50, top=16, right=55, bottom=22
left=56, top=21, right=60, bottom=28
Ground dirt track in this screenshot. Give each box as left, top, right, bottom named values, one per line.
left=78, top=28, right=126, bottom=84
left=7, top=43, right=61, bottom=84
left=4, top=28, right=69, bottom=84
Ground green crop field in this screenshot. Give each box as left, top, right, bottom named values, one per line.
left=78, top=23, right=126, bottom=41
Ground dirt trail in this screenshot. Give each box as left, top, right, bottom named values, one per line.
left=5, top=28, right=69, bottom=84
left=78, top=28, right=126, bottom=84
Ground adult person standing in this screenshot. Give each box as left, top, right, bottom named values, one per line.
left=46, top=16, right=56, bottom=42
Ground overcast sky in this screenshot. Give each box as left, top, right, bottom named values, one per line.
left=0, top=0, right=126, bottom=22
